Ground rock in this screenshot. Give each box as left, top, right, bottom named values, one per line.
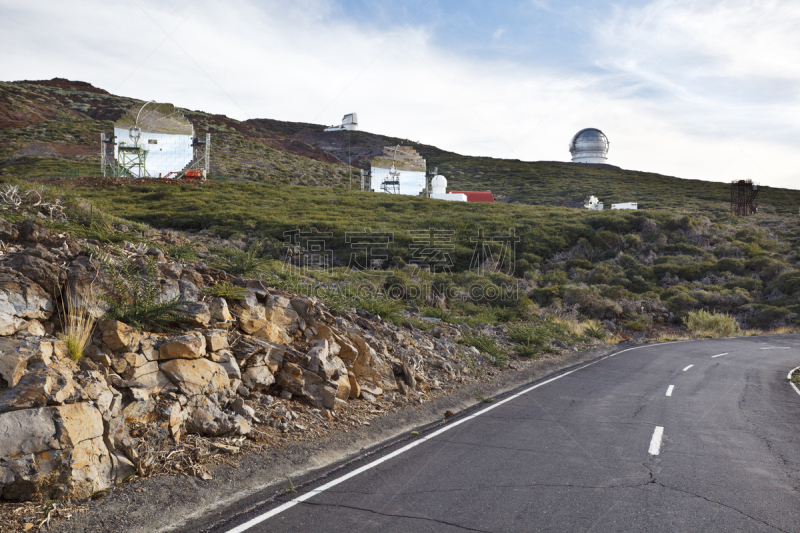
left=109, top=451, right=136, bottom=483
left=334, top=374, right=351, bottom=401
left=0, top=217, right=19, bottom=242
left=0, top=271, right=54, bottom=323
left=84, top=346, right=112, bottom=368
left=0, top=337, right=32, bottom=388
left=306, top=340, right=347, bottom=381
left=175, top=301, right=210, bottom=327
left=211, top=443, right=239, bottom=455
left=16, top=220, right=52, bottom=245
left=0, top=408, right=59, bottom=461
left=52, top=403, right=113, bottom=498
left=160, top=358, right=230, bottom=396
left=0, top=313, right=25, bottom=336
left=231, top=415, right=250, bottom=435
left=178, top=280, right=198, bottom=302
left=210, top=350, right=241, bottom=380
left=277, top=362, right=338, bottom=409
left=6, top=254, right=65, bottom=296
left=65, top=269, right=112, bottom=320
left=210, top=298, right=233, bottom=323
left=261, top=294, right=300, bottom=341
left=347, top=371, right=360, bottom=400
left=160, top=401, right=185, bottom=438
left=184, top=396, right=237, bottom=437
left=238, top=308, right=267, bottom=335
left=21, top=320, right=46, bottom=337
left=229, top=398, right=255, bottom=420
left=0, top=364, right=80, bottom=414
left=241, top=366, right=275, bottom=391
left=100, top=320, right=140, bottom=353
left=158, top=332, right=206, bottom=360
left=203, top=329, right=229, bottom=352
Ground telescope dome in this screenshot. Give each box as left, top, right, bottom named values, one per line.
left=569, top=128, right=609, bottom=164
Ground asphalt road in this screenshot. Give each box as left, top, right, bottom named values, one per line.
left=186, top=336, right=800, bottom=533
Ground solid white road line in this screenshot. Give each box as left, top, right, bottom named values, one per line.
left=682, top=365, right=694, bottom=371
left=223, top=343, right=661, bottom=533
left=649, top=426, right=665, bottom=455
left=762, top=347, right=790, bottom=350
left=711, top=353, right=728, bottom=358
left=788, top=366, right=800, bottom=397
left=666, top=385, right=674, bottom=397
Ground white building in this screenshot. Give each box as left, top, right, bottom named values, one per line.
left=113, top=128, right=193, bottom=178
left=370, top=146, right=427, bottom=196
left=584, top=195, right=604, bottom=210
left=569, top=128, right=609, bottom=164
left=612, top=202, right=638, bottom=210
left=430, top=175, right=467, bottom=202
left=324, top=113, right=358, bottom=132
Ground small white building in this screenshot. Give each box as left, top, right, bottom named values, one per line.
left=370, top=146, right=427, bottom=195
left=612, top=202, right=638, bottom=210
left=324, top=113, right=358, bottom=132
left=430, top=175, right=467, bottom=202
left=584, top=195, right=604, bottom=211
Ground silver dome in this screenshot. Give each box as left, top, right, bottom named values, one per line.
left=569, top=128, right=609, bottom=163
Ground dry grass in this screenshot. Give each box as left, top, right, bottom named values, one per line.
left=57, top=287, right=96, bottom=361
left=687, top=310, right=741, bottom=338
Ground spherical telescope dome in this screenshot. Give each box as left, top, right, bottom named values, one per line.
left=569, top=128, right=609, bottom=164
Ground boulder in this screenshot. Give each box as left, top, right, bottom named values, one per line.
left=0, top=364, right=81, bottom=414
left=0, top=271, right=54, bottom=324
left=0, top=217, right=18, bottom=242
left=158, top=332, right=206, bottom=360
left=277, top=362, right=338, bottom=410
left=347, top=371, right=360, bottom=400
left=184, top=396, right=247, bottom=437
left=241, top=366, right=275, bottom=391
left=203, top=329, right=229, bottom=352
left=262, top=294, right=300, bottom=340
left=0, top=337, right=32, bottom=388
left=66, top=269, right=112, bottom=320
left=306, top=340, right=347, bottom=381
left=210, top=298, right=233, bottom=323
left=238, top=307, right=267, bottom=334
left=6, top=254, right=65, bottom=296
left=16, top=220, right=52, bottom=245
left=100, top=320, right=140, bottom=353
left=209, top=350, right=241, bottom=380
left=175, top=301, right=210, bottom=327
left=160, top=358, right=230, bottom=396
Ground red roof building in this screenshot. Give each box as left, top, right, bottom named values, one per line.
left=450, top=191, right=494, bottom=203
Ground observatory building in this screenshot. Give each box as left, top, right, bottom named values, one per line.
left=370, top=146, right=427, bottom=195
left=324, top=113, right=359, bottom=132
left=569, top=128, right=609, bottom=164
left=430, top=175, right=467, bottom=202
left=102, top=102, right=210, bottom=179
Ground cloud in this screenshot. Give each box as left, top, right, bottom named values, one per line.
left=492, top=27, right=506, bottom=40
left=0, top=0, right=798, bottom=189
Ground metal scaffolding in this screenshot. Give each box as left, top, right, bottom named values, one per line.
left=731, top=180, right=759, bottom=216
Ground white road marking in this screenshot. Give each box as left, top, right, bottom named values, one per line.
left=649, top=426, right=665, bottom=455
left=223, top=343, right=660, bottom=533
left=666, top=385, right=674, bottom=396
left=788, top=366, right=800, bottom=398
left=761, top=347, right=790, bottom=350
left=682, top=365, right=694, bottom=371
left=711, top=353, right=728, bottom=358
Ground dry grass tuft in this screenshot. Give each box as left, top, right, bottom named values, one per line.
left=687, top=310, right=740, bottom=338
left=58, top=287, right=96, bottom=361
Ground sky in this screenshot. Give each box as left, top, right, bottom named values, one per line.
left=2, top=0, right=799, bottom=189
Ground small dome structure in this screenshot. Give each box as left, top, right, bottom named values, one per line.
left=569, top=128, right=609, bottom=164
left=431, top=175, right=447, bottom=195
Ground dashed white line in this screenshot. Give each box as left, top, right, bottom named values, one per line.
left=666, top=385, right=674, bottom=397
left=682, top=365, right=694, bottom=371
left=649, top=426, right=665, bottom=455
left=711, top=353, right=728, bottom=358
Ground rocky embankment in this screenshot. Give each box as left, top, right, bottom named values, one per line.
left=0, top=216, right=500, bottom=508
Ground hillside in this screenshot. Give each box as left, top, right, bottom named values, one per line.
left=3, top=78, right=800, bottom=216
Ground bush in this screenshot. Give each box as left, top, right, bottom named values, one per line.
left=508, top=321, right=569, bottom=358
left=212, top=243, right=268, bottom=277
left=665, top=292, right=699, bottom=312
left=100, top=256, right=186, bottom=331
left=687, top=310, right=740, bottom=337
left=747, top=306, right=796, bottom=329
left=460, top=332, right=509, bottom=367
left=354, top=295, right=406, bottom=324
left=201, top=281, right=248, bottom=301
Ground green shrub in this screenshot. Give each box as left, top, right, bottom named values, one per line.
left=201, top=281, right=248, bottom=301
left=747, top=306, right=796, bottom=329
left=212, top=243, right=268, bottom=277
left=687, top=310, right=740, bottom=337
left=624, top=319, right=648, bottom=332
left=460, top=332, right=509, bottom=367
left=354, top=295, right=406, bottom=324
left=167, top=241, right=201, bottom=261
left=100, top=256, right=186, bottom=331
left=665, top=292, right=699, bottom=312
left=771, top=270, right=800, bottom=295
left=507, top=321, right=569, bottom=358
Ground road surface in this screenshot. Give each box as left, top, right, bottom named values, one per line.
left=179, top=336, right=800, bottom=533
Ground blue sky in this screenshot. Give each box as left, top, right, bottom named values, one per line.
left=2, top=0, right=799, bottom=189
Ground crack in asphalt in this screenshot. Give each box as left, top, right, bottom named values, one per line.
left=324, top=481, right=649, bottom=497
left=654, top=482, right=792, bottom=532
left=297, top=500, right=493, bottom=532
